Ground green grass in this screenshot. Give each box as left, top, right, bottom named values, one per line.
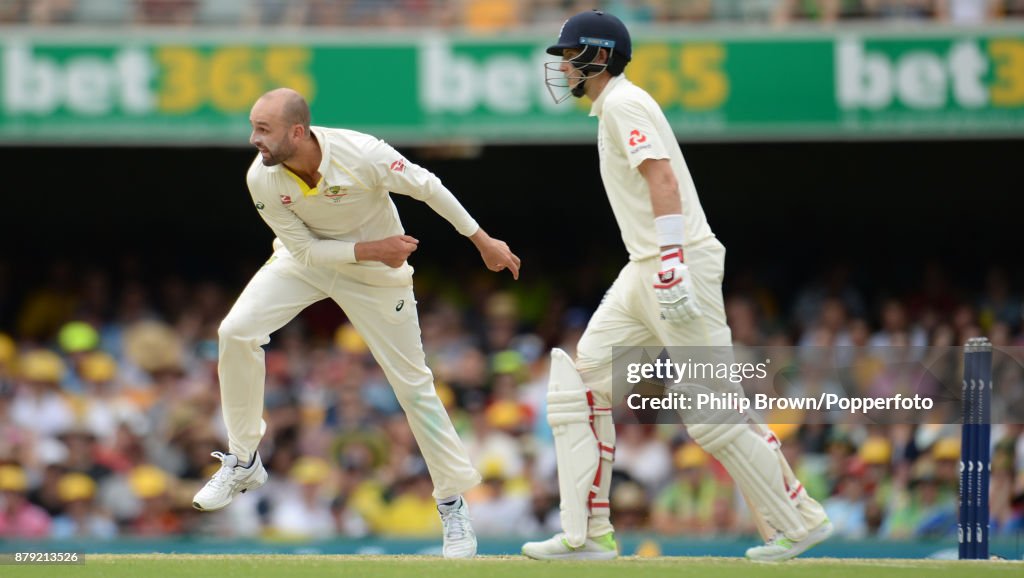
left=2, top=555, right=1022, bottom=578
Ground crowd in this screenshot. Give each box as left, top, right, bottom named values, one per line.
left=2, top=0, right=1023, bottom=28
left=0, top=258, right=1022, bottom=543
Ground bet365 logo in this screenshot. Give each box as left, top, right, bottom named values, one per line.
left=837, top=38, right=1024, bottom=110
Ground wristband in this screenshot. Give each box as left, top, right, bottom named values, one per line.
left=655, top=214, right=685, bottom=248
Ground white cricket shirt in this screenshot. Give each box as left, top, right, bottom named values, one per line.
left=590, top=74, right=714, bottom=261
left=247, top=126, right=479, bottom=286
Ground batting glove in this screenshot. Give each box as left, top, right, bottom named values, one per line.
left=653, top=255, right=702, bottom=323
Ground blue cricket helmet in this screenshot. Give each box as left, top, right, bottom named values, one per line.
left=546, top=9, right=632, bottom=64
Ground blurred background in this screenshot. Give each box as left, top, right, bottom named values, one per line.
left=0, top=0, right=1023, bottom=557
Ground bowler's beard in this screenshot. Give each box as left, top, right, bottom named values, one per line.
left=260, top=141, right=296, bottom=167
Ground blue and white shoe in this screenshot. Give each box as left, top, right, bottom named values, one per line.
left=192, top=451, right=267, bottom=512
left=438, top=497, right=477, bottom=559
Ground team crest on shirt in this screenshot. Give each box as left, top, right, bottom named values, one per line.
left=280, top=195, right=293, bottom=206
left=324, top=185, right=349, bottom=204
left=627, top=129, right=652, bottom=154
left=390, top=158, right=406, bottom=173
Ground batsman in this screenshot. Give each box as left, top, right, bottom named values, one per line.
left=522, top=10, right=833, bottom=561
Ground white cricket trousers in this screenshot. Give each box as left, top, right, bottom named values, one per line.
left=575, top=237, right=732, bottom=537
left=217, top=252, right=481, bottom=499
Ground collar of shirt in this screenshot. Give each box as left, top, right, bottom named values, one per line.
left=310, top=126, right=332, bottom=176
left=589, top=73, right=627, bottom=118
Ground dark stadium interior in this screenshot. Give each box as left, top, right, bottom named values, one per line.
left=4, top=139, right=1018, bottom=316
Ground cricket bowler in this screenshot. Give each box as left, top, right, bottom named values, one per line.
left=192, top=88, right=520, bottom=559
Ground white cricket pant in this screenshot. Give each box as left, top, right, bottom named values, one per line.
left=575, top=238, right=731, bottom=538
left=217, top=252, right=481, bottom=500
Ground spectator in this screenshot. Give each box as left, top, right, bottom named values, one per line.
left=51, top=472, right=118, bottom=539
left=10, top=350, right=74, bottom=439
left=0, top=0, right=25, bottom=23
left=467, top=400, right=527, bottom=479
left=859, top=436, right=894, bottom=534
left=17, top=262, right=78, bottom=344
left=881, top=458, right=957, bottom=539
left=250, top=0, right=310, bottom=26
left=991, top=429, right=1024, bottom=535
left=351, top=462, right=441, bottom=536
left=609, top=480, right=649, bottom=531
left=134, top=0, right=196, bottom=24
left=0, top=465, right=51, bottom=538
left=823, top=460, right=869, bottom=539
left=935, top=0, right=999, bottom=22
left=125, top=465, right=183, bottom=536
left=466, top=459, right=534, bottom=536
left=462, top=0, right=522, bottom=30
left=613, top=425, right=673, bottom=495
left=268, top=456, right=337, bottom=539
left=56, top=320, right=101, bottom=393
left=869, top=299, right=928, bottom=349
left=863, top=0, right=935, bottom=19
left=978, top=267, right=1022, bottom=333
left=651, top=444, right=732, bottom=534
left=27, top=0, right=76, bottom=23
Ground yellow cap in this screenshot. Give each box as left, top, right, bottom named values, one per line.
left=123, top=321, right=183, bottom=374
left=911, top=458, right=938, bottom=483
left=334, top=324, right=368, bottom=355
left=19, top=349, right=66, bottom=383
left=859, top=437, right=893, bottom=465
left=0, top=464, right=28, bottom=492
left=674, top=444, right=708, bottom=470
left=0, top=333, right=16, bottom=365
left=79, top=351, right=117, bottom=383
left=480, top=457, right=506, bottom=481
left=767, top=421, right=801, bottom=442
left=58, top=321, right=99, bottom=354
left=128, top=465, right=169, bottom=499
left=932, top=437, right=961, bottom=461
left=57, top=472, right=96, bottom=502
left=485, top=400, right=522, bottom=429
left=485, top=292, right=518, bottom=318
left=611, top=481, right=647, bottom=509
left=492, top=350, right=526, bottom=376
left=290, top=456, right=331, bottom=485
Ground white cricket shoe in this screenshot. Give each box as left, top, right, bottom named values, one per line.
left=522, top=533, right=618, bottom=561
left=192, top=451, right=268, bottom=512
left=438, top=497, right=477, bottom=558
left=746, top=519, right=834, bottom=562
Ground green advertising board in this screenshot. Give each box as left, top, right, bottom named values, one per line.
left=0, top=26, right=1022, bottom=144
